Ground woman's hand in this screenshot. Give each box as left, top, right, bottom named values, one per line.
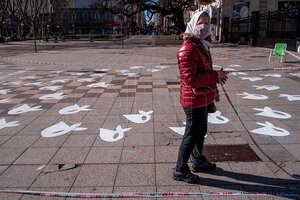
left=217, top=68, right=229, bottom=84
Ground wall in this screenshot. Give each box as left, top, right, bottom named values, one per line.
left=70, top=0, right=94, bottom=8
left=222, top=0, right=260, bottom=18
left=267, top=0, right=300, bottom=11
left=222, top=0, right=300, bottom=17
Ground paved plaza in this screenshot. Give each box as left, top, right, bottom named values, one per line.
left=0, top=36, right=300, bottom=199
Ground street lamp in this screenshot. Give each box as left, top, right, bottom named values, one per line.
left=7, top=20, right=11, bottom=36
left=29, top=0, right=37, bottom=53
left=56, top=25, right=60, bottom=35
left=2, top=21, right=7, bottom=36
left=20, top=23, right=24, bottom=40
left=72, top=24, right=75, bottom=34
left=46, top=24, right=50, bottom=42
left=116, top=14, right=124, bottom=48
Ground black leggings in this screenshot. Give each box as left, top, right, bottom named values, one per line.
left=175, top=106, right=208, bottom=172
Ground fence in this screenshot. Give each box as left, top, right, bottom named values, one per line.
left=224, top=10, right=300, bottom=44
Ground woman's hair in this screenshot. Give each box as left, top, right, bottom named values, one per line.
left=199, top=11, right=210, bottom=19
left=183, top=33, right=196, bottom=40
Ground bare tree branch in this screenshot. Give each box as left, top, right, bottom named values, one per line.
left=91, top=0, right=195, bottom=33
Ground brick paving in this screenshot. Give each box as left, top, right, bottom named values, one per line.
left=0, top=37, right=299, bottom=199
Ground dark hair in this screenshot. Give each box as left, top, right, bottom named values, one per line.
left=199, top=11, right=210, bottom=19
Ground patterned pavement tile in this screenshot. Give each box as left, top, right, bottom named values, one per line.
left=0, top=42, right=299, bottom=195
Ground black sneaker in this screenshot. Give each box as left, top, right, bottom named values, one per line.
left=172, top=170, right=200, bottom=184
left=192, top=160, right=216, bottom=172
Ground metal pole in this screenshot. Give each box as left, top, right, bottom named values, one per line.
left=198, top=0, right=201, bottom=11
left=121, top=16, right=123, bottom=48
left=30, top=0, right=37, bottom=53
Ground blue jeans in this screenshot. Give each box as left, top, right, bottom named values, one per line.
left=175, top=106, right=208, bottom=172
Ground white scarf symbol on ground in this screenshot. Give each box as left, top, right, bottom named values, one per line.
left=261, top=74, right=282, bottom=78
left=129, top=66, right=145, bottom=70
left=252, top=85, right=280, bottom=91
left=10, top=71, right=26, bottom=75
left=116, top=70, right=130, bottom=73
left=70, top=72, right=86, bottom=76
left=223, top=68, right=237, bottom=72
left=123, top=110, right=153, bottom=123
left=253, top=107, right=291, bottom=119
left=240, top=77, right=263, bottom=82
left=250, top=122, right=290, bottom=136
left=59, top=104, right=91, bottom=115
left=52, top=71, right=63, bottom=74
left=123, top=72, right=139, bottom=77
left=213, top=64, right=222, bottom=69
left=155, top=66, right=169, bottom=69
left=147, top=69, right=162, bottom=73
left=90, top=73, right=106, bottom=78
left=279, top=94, right=300, bottom=101
left=231, top=72, right=248, bottom=76
left=50, top=79, right=70, bottom=84
left=237, top=92, right=268, bottom=100
left=0, top=98, right=10, bottom=103
left=0, top=89, right=11, bottom=94
left=8, top=104, right=43, bottom=115
left=99, top=126, right=132, bottom=142
left=87, top=82, right=113, bottom=88
left=3, top=81, right=22, bottom=86
left=24, top=82, right=43, bottom=87
left=41, top=121, right=87, bottom=138
left=78, top=78, right=95, bottom=83
left=228, top=64, right=242, bottom=68
left=39, top=86, right=63, bottom=91
left=289, top=73, right=300, bottom=77
left=95, top=68, right=110, bottom=72
left=39, top=93, right=65, bottom=100
left=208, top=111, right=230, bottom=124
left=169, top=122, right=186, bottom=136
left=0, top=118, right=19, bottom=129
left=169, top=122, right=208, bottom=137
left=19, top=76, right=37, bottom=80
left=116, top=70, right=139, bottom=77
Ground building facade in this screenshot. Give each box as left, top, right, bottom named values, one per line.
left=185, top=0, right=299, bottom=46
left=220, top=0, right=300, bottom=44
left=42, top=0, right=129, bottom=35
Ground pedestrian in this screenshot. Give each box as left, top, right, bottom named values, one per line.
left=173, top=10, right=229, bottom=184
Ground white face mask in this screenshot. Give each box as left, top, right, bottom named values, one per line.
left=193, top=24, right=211, bottom=40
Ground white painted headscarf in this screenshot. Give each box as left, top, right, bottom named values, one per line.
left=185, top=10, right=211, bottom=51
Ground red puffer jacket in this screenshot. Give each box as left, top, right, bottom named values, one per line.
left=177, top=37, right=219, bottom=108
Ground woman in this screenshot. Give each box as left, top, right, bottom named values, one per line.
left=173, top=10, right=229, bottom=184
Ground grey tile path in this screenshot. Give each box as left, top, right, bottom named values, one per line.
left=0, top=37, right=300, bottom=199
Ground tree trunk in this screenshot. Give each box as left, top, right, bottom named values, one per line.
left=17, top=24, right=21, bottom=38
left=176, top=11, right=185, bottom=34
left=0, top=24, right=3, bottom=36
left=171, top=9, right=185, bottom=34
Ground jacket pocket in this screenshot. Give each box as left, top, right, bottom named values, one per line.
left=192, top=86, right=214, bottom=95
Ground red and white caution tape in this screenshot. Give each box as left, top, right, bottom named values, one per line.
left=0, top=189, right=299, bottom=198
left=227, top=66, right=298, bottom=73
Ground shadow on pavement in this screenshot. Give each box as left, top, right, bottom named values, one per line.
left=198, top=167, right=300, bottom=199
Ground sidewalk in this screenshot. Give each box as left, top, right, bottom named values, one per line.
left=0, top=41, right=299, bottom=199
